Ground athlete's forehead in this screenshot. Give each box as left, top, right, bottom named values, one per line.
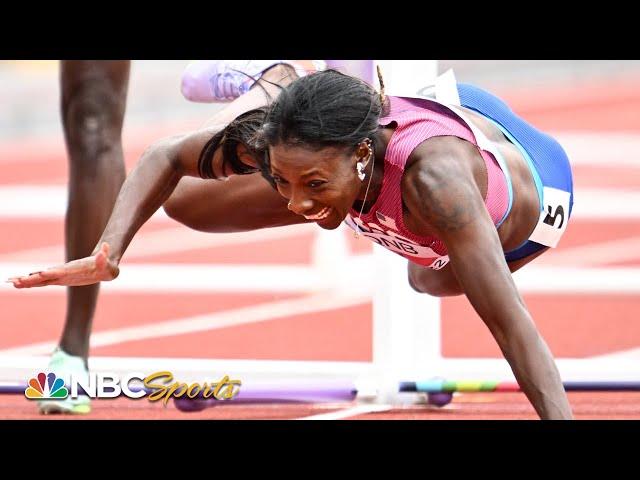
left=269, top=144, right=352, bottom=175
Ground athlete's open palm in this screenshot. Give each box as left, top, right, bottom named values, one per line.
left=8, top=242, right=119, bottom=288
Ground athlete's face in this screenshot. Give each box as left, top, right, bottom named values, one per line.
left=268, top=144, right=364, bottom=229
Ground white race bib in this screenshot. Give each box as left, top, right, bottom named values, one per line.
left=345, top=216, right=450, bottom=270
left=528, top=186, right=571, bottom=248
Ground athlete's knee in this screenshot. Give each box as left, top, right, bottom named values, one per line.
left=162, top=191, right=211, bottom=233
left=62, top=82, right=126, bottom=150
left=407, top=264, right=463, bottom=297
left=163, top=194, right=192, bottom=227
left=408, top=275, right=463, bottom=297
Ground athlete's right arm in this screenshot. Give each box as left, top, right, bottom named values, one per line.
left=8, top=65, right=298, bottom=289
left=97, top=127, right=223, bottom=264
left=8, top=127, right=224, bottom=288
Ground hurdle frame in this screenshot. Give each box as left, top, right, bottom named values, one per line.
left=1, top=60, right=639, bottom=401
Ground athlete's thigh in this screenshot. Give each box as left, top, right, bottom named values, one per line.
left=407, top=244, right=550, bottom=297
left=506, top=246, right=550, bottom=273
left=165, top=173, right=309, bottom=233
left=407, top=261, right=462, bottom=297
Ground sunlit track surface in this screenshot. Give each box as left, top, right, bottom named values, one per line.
left=2, top=393, right=639, bottom=420
left=1, top=67, right=639, bottom=419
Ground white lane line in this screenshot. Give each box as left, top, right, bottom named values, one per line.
left=294, top=403, right=392, bottom=420
left=0, top=254, right=376, bottom=294
left=1, top=185, right=639, bottom=219
left=541, top=235, right=640, bottom=267
left=512, top=266, right=640, bottom=294
left=590, top=347, right=640, bottom=361
left=0, top=263, right=332, bottom=293
left=2, top=261, right=640, bottom=294
left=0, top=186, right=171, bottom=219
left=0, top=290, right=370, bottom=356
left=2, top=132, right=640, bottom=166
left=570, top=189, right=640, bottom=219
left=556, top=132, right=640, bottom=167
left=0, top=223, right=316, bottom=263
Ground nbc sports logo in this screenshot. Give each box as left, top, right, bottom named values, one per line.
left=24, top=372, right=69, bottom=399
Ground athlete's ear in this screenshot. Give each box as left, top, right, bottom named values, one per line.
left=236, top=143, right=259, bottom=168
left=355, top=138, right=373, bottom=163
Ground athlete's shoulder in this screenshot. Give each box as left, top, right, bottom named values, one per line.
left=401, top=136, right=483, bottom=209
left=405, top=134, right=479, bottom=173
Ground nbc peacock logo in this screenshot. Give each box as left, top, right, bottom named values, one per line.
left=24, top=372, right=69, bottom=400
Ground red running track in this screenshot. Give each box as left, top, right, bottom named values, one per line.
left=1, top=75, right=639, bottom=419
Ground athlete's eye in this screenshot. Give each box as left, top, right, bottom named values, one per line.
left=308, top=180, right=326, bottom=189
left=272, top=175, right=288, bottom=185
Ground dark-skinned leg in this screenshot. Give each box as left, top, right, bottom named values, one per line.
left=58, top=61, right=130, bottom=365
left=164, top=62, right=307, bottom=232
left=407, top=246, right=550, bottom=297
left=164, top=174, right=307, bottom=233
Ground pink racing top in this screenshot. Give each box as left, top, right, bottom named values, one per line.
left=345, top=95, right=509, bottom=269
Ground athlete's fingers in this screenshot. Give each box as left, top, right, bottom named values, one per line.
left=34, top=278, right=63, bottom=287
left=12, top=277, right=44, bottom=288
left=13, top=273, right=42, bottom=284
left=15, top=262, right=71, bottom=282
left=35, top=268, right=66, bottom=279
left=42, top=263, right=88, bottom=278
left=16, top=279, right=60, bottom=288
left=11, top=269, right=63, bottom=285
left=12, top=275, right=48, bottom=288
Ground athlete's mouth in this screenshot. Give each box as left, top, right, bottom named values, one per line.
left=303, top=207, right=332, bottom=221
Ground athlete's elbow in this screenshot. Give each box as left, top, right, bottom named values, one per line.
left=141, top=135, right=185, bottom=170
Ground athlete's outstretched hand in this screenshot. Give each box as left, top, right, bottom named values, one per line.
left=7, top=242, right=120, bottom=289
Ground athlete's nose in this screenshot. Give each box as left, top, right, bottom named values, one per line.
left=287, top=191, right=314, bottom=216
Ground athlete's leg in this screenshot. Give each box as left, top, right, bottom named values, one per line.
left=199, top=62, right=299, bottom=128
left=164, top=174, right=307, bottom=233
left=165, top=63, right=305, bottom=231
left=59, top=60, right=130, bottom=364
left=181, top=60, right=324, bottom=103
left=407, top=262, right=464, bottom=297
left=407, top=246, right=550, bottom=297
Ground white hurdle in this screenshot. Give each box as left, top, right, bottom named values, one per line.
left=370, top=60, right=640, bottom=387
left=368, top=60, right=441, bottom=402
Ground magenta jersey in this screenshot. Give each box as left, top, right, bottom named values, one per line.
left=344, top=95, right=510, bottom=270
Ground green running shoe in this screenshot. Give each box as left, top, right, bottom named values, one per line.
left=38, top=348, right=91, bottom=415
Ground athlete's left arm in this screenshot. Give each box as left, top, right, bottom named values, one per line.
left=402, top=145, right=573, bottom=420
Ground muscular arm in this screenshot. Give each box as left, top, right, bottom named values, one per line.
left=99, top=64, right=297, bottom=262
left=8, top=126, right=231, bottom=288
left=96, top=127, right=219, bottom=264
left=9, top=65, right=299, bottom=288
left=402, top=140, right=573, bottom=420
